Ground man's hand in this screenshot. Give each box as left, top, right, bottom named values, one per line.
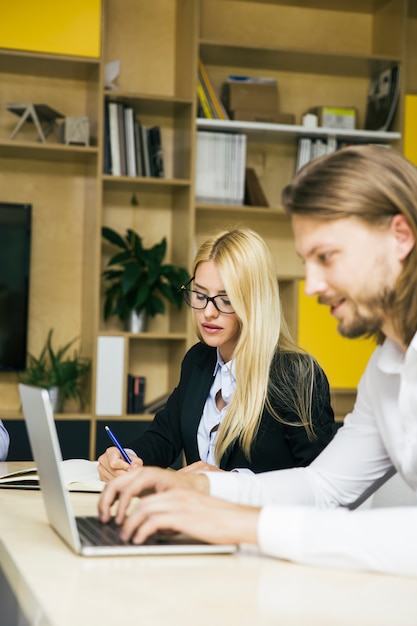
left=98, top=466, right=210, bottom=523
left=120, top=489, right=260, bottom=546
left=97, top=446, right=143, bottom=481
left=98, top=467, right=260, bottom=547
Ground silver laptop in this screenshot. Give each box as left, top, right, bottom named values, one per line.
left=19, top=383, right=237, bottom=557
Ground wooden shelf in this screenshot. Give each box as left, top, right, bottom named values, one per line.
left=196, top=118, right=402, bottom=143
left=200, top=41, right=401, bottom=78
left=98, top=331, right=188, bottom=341
left=103, top=91, right=193, bottom=116
left=102, top=174, right=191, bottom=188
left=0, top=139, right=99, bottom=161
left=196, top=202, right=289, bottom=219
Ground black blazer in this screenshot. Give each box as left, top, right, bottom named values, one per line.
left=128, top=342, right=336, bottom=472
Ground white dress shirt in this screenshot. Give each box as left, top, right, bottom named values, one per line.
left=206, top=332, right=417, bottom=577
left=197, top=351, right=236, bottom=465
left=0, top=420, right=10, bottom=461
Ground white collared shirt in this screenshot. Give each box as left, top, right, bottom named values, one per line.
left=197, top=350, right=236, bottom=465
left=205, top=332, right=417, bottom=577
left=0, top=420, right=9, bottom=461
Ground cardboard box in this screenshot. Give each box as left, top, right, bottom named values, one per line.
left=304, top=106, right=357, bottom=130
left=232, top=109, right=295, bottom=124
left=222, top=81, right=279, bottom=113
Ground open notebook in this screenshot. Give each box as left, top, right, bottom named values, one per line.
left=0, top=458, right=104, bottom=492
left=18, top=383, right=237, bottom=557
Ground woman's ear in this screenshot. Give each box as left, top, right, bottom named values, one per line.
left=390, top=214, right=415, bottom=261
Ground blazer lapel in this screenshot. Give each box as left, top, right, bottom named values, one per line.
left=181, top=356, right=215, bottom=462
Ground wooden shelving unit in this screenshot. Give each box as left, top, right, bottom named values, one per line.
left=1, top=0, right=417, bottom=457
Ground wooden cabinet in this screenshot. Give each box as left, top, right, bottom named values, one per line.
left=0, top=48, right=100, bottom=415
left=1, top=0, right=416, bottom=456
left=196, top=0, right=407, bottom=418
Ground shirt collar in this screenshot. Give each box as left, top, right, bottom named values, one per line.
left=213, top=348, right=236, bottom=379
left=378, top=330, right=417, bottom=374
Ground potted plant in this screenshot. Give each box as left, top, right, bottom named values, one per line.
left=101, top=226, right=190, bottom=331
left=17, top=329, right=91, bottom=412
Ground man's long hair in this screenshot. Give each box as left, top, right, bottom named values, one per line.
left=282, top=145, right=417, bottom=347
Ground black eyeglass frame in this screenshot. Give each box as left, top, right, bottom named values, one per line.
left=179, top=277, right=235, bottom=314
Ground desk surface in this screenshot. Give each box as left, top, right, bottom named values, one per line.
left=1, top=462, right=417, bottom=626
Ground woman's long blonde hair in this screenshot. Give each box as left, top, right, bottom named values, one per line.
left=192, top=228, right=318, bottom=463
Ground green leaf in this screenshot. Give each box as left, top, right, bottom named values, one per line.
left=102, top=226, right=128, bottom=249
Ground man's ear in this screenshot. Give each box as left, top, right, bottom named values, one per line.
left=390, top=214, right=415, bottom=261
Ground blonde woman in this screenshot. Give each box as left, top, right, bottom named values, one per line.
left=98, top=228, right=335, bottom=480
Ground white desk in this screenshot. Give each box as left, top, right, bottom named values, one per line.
left=1, top=462, right=417, bottom=626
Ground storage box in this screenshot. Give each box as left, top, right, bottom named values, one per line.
left=59, top=115, right=90, bottom=145
left=222, top=81, right=279, bottom=113
left=304, top=106, right=357, bottom=130
left=231, top=109, right=295, bottom=124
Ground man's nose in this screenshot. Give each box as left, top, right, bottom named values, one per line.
left=304, top=265, right=327, bottom=297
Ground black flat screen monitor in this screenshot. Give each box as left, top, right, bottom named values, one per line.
left=0, top=202, right=32, bottom=371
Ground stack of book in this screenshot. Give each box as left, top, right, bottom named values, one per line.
left=295, top=136, right=337, bottom=171
left=104, top=101, right=164, bottom=178
left=197, top=59, right=229, bottom=120
left=126, top=374, right=146, bottom=414
left=196, top=131, right=247, bottom=205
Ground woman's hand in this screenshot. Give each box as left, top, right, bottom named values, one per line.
left=178, top=461, right=225, bottom=474
left=97, top=446, right=143, bottom=481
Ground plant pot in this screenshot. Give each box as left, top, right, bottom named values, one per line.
left=124, top=309, right=147, bottom=333
left=47, top=386, right=62, bottom=413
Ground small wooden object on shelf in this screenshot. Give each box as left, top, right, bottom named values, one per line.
left=6, top=103, right=64, bottom=143
left=59, top=116, right=90, bottom=146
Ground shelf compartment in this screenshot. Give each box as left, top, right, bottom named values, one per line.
left=0, top=49, right=100, bottom=81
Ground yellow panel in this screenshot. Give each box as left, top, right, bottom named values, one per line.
left=0, top=0, right=101, bottom=58
left=404, top=94, right=417, bottom=165
left=297, top=281, right=376, bottom=389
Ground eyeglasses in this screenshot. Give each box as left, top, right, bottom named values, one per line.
left=180, top=278, right=235, bottom=314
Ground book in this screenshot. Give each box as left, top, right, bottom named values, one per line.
left=116, top=102, right=127, bottom=176
left=140, top=123, right=151, bottom=177
left=124, top=106, right=137, bottom=177
left=364, top=65, right=400, bottom=132
left=108, top=101, right=121, bottom=176
left=103, top=101, right=111, bottom=174
left=147, top=126, right=164, bottom=177
left=198, top=59, right=229, bottom=120
left=244, top=168, right=269, bottom=207
left=0, top=459, right=104, bottom=492
left=296, top=137, right=312, bottom=171
left=197, top=76, right=214, bottom=119
left=195, top=130, right=247, bottom=204
left=133, top=117, right=143, bottom=176
left=127, top=374, right=146, bottom=414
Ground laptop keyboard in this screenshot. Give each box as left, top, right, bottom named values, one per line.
left=76, top=516, right=210, bottom=548
left=76, top=516, right=129, bottom=546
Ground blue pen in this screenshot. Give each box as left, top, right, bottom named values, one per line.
left=104, top=425, right=132, bottom=464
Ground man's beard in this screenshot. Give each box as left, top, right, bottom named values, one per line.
left=336, top=287, right=394, bottom=339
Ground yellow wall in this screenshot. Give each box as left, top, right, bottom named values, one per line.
left=297, top=281, right=376, bottom=389
left=0, top=0, right=101, bottom=58
left=404, top=94, right=417, bottom=165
